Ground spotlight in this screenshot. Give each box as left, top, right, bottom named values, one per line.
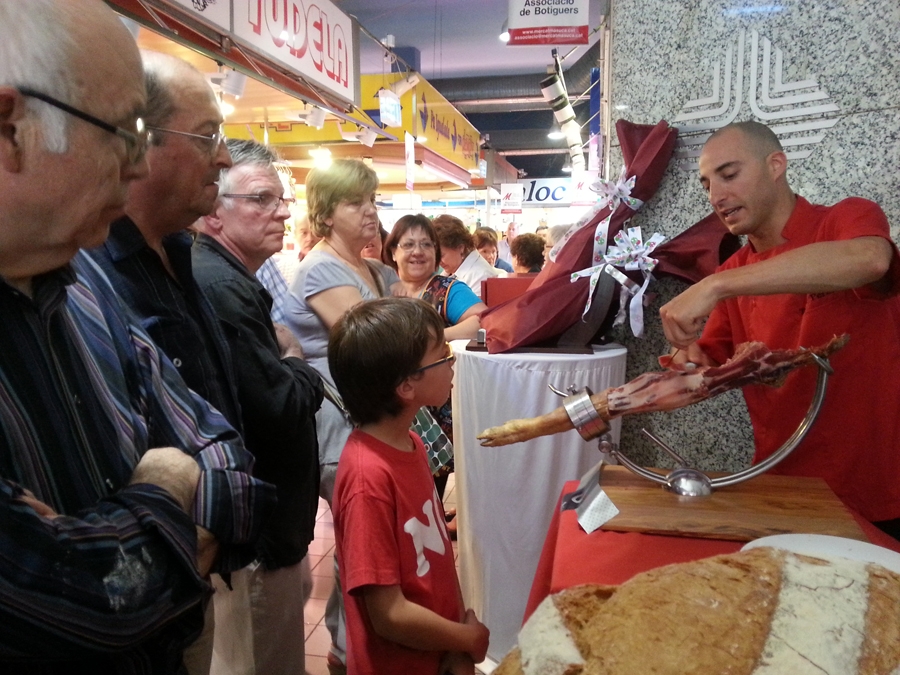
left=359, top=128, right=378, bottom=148
left=389, top=73, right=420, bottom=97
left=547, top=125, right=565, bottom=140
left=499, top=21, right=510, bottom=42
left=298, top=106, right=326, bottom=129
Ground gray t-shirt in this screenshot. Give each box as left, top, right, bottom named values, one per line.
left=285, top=250, right=397, bottom=465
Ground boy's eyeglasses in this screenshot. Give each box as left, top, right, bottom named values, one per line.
left=17, top=87, right=149, bottom=165
left=146, top=126, right=227, bottom=156
left=414, top=343, right=456, bottom=373
left=221, top=193, right=296, bottom=212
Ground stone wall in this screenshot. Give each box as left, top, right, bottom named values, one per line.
left=604, top=0, right=900, bottom=470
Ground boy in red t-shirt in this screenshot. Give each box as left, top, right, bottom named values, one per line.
left=329, top=298, right=490, bottom=674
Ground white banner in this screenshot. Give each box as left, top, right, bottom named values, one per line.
left=507, top=0, right=589, bottom=46
left=232, top=0, right=357, bottom=104
left=500, top=183, right=525, bottom=214
left=518, top=178, right=570, bottom=206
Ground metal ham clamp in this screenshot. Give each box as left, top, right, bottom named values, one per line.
left=480, top=336, right=847, bottom=497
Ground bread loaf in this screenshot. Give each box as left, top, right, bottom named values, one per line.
left=496, top=548, right=900, bottom=675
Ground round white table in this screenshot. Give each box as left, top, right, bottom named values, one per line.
left=450, top=341, right=628, bottom=661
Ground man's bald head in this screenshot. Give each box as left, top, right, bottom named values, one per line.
left=706, top=121, right=783, bottom=161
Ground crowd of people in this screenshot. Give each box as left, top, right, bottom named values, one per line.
left=2, top=1, right=898, bottom=674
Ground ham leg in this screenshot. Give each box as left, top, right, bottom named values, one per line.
left=477, top=335, right=848, bottom=447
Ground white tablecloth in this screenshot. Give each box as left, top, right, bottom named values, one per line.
left=451, top=341, right=627, bottom=661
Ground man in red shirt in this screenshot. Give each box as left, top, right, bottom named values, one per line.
left=660, top=121, right=900, bottom=538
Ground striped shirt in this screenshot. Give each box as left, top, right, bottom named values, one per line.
left=255, top=255, right=290, bottom=325
left=0, top=253, right=276, bottom=673
left=89, top=218, right=243, bottom=435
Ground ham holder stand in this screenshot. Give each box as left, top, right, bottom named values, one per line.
left=551, top=352, right=835, bottom=497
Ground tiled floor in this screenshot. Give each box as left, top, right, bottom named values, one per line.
left=303, top=475, right=459, bottom=675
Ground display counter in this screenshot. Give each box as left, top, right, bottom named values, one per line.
left=525, top=477, right=900, bottom=622
left=450, top=341, right=627, bottom=661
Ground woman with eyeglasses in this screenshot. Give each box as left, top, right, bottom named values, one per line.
left=386, top=214, right=487, bottom=529
left=386, top=214, right=487, bottom=342
left=283, top=158, right=397, bottom=674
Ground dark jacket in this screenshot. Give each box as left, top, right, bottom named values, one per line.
left=192, top=234, right=324, bottom=568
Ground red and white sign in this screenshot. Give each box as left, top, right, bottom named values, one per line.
left=570, top=169, right=600, bottom=206
left=500, top=183, right=525, bottom=214
left=507, top=0, right=589, bottom=46
left=233, top=0, right=357, bottom=104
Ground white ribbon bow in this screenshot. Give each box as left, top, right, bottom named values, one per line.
left=591, top=170, right=644, bottom=214
left=548, top=168, right=645, bottom=265
left=570, top=226, right=666, bottom=337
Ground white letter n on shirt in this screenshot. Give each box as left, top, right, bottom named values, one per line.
left=403, top=497, right=447, bottom=577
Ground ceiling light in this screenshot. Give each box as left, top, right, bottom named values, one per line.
left=219, top=100, right=235, bottom=116
left=547, top=126, right=565, bottom=140
left=389, top=73, right=420, bottom=96
left=561, top=164, right=572, bottom=173
left=499, top=21, right=510, bottom=42
left=306, top=106, right=326, bottom=129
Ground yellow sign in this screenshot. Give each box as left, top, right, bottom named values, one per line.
left=409, top=77, right=480, bottom=171
left=223, top=71, right=480, bottom=173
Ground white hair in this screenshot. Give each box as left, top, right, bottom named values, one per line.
left=218, top=138, right=280, bottom=201
left=0, top=0, right=78, bottom=152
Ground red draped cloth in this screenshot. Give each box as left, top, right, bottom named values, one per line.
left=480, top=120, right=739, bottom=352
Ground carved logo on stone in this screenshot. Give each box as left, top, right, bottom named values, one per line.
left=673, top=30, right=840, bottom=170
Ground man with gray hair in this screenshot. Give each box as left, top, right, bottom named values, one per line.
left=87, top=51, right=249, bottom=674
left=193, top=138, right=323, bottom=675
left=0, top=0, right=274, bottom=672
left=89, top=52, right=242, bottom=467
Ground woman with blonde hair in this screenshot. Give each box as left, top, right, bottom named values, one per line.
left=284, top=158, right=396, bottom=674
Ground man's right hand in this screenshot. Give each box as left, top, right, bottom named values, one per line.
left=659, top=276, right=722, bottom=349
left=128, top=446, right=200, bottom=514
left=196, top=525, right=219, bottom=577
left=273, top=322, right=304, bottom=360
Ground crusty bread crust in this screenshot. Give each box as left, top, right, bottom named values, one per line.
left=498, top=548, right=900, bottom=675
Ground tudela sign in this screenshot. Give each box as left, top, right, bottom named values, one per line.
left=507, top=0, right=589, bottom=46
left=233, top=0, right=357, bottom=104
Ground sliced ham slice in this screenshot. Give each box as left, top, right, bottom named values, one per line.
left=477, top=335, right=848, bottom=447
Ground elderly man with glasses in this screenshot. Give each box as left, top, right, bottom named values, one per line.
left=0, top=1, right=276, bottom=673
left=85, top=51, right=260, bottom=673
left=193, top=138, right=324, bottom=675
left=88, top=52, right=241, bottom=438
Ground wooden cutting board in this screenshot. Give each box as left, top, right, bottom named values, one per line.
left=598, top=465, right=868, bottom=542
